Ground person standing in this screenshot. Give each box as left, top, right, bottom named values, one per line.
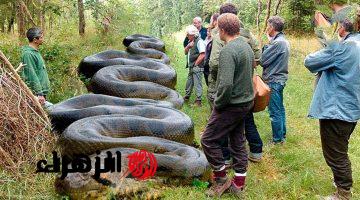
left=201, top=13, right=255, bottom=198
left=20, top=27, right=51, bottom=107
left=184, top=25, right=206, bottom=107
left=183, top=17, right=207, bottom=47
left=304, top=19, right=360, bottom=200
left=260, top=16, right=290, bottom=144
left=208, top=3, right=264, bottom=164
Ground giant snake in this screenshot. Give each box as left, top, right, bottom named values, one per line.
left=49, top=34, right=209, bottom=197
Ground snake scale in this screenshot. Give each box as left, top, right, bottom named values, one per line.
left=49, top=34, right=209, bottom=198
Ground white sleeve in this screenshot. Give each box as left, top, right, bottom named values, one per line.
left=197, top=40, right=206, bottom=53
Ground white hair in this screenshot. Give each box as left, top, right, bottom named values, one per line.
left=193, top=16, right=202, bottom=23
left=186, top=25, right=199, bottom=36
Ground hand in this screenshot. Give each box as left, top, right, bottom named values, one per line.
left=266, top=34, right=272, bottom=42
left=314, top=11, right=331, bottom=28
left=37, top=96, right=46, bottom=105
left=187, top=41, right=195, bottom=48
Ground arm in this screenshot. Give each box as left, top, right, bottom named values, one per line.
left=304, top=43, right=337, bottom=73
left=183, top=37, right=189, bottom=48
left=21, top=53, right=43, bottom=95
left=209, top=36, right=224, bottom=73
left=195, top=53, right=205, bottom=66
left=240, top=28, right=261, bottom=64
left=260, top=42, right=284, bottom=69
left=195, top=40, right=206, bottom=66
left=184, top=40, right=194, bottom=55
left=214, top=50, right=235, bottom=110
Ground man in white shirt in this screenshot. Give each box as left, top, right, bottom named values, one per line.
left=184, top=25, right=206, bottom=107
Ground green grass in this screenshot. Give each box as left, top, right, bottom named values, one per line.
left=1, top=32, right=359, bottom=199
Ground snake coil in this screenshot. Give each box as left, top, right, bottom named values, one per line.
left=49, top=34, right=210, bottom=197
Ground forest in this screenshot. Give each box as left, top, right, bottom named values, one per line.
left=1, top=0, right=360, bottom=199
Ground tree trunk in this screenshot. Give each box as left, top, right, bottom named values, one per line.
left=17, top=1, right=26, bottom=38
left=39, top=0, right=46, bottom=30
left=0, top=21, right=4, bottom=32
left=7, top=2, right=16, bottom=33
left=78, top=0, right=85, bottom=36
left=274, top=0, right=282, bottom=15
left=263, top=0, right=272, bottom=32
left=256, top=0, right=262, bottom=37
left=20, top=0, right=37, bottom=27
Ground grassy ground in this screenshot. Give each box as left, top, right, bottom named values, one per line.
left=1, top=32, right=359, bottom=199
left=160, top=33, right=360, bottom=200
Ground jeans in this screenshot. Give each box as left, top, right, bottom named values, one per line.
left=201, top=103, right=253, bottom=173
left=221, top=112, right=263, bottom=161
left=320, top=119, right=357, bottom=190
left=185, top=66, right=203, bottom=101
left=268, top=82, right=286, bottom=143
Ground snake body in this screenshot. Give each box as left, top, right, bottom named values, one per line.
left=49, top=34, right=209, bottom=197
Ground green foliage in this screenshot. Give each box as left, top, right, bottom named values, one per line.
left=283, top=0, right=316, bottom=33
left=141, top=0, right=203, bottom=37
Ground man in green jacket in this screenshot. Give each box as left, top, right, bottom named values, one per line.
left=20, top=27, right=51, bottom=106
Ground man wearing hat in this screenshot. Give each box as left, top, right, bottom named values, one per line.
left=184, top=25, right=206, bottom=107
left=20, top=27, right=51, bottom=107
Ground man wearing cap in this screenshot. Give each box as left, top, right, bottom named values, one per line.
left=20, top=27, right=51, bottom=107
left=184, top=25, right=206, bottom=107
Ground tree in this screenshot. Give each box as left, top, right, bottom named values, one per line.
left=17, top=0, right=26, bottom=37
left=263, top=0, right=272, bottom=32
left=78, top=0, right=85, bottom=36
left=284, top=0, right=316, bottom=33
left=274, top=0, right=282, bottom=15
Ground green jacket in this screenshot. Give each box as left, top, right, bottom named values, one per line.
left=20, top=45, right=50, bottom=96
left=215, top=37, right=254, bottom=110
left=208, top=27, right=261, bottom=94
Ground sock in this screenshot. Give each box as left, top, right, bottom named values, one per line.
left=233, top=174, right=246, bottom=188
left=213, top=166, right=226, bottom=178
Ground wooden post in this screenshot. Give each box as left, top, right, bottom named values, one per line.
left=0, top=50, right=50, bottom=126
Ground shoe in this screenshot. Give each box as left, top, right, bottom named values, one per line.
left=228, top=181, right=245, bottom=199
left=183, top=96, right=190, bottom=102
left=194, top=100, right=202, bottom=107
left=206, top=176, right=232, bottom=198
left=271, top=140, right=285, bottom=145
left=248, top=152, right=262, bottom=163
left=320, top=187, right=352, bottom=200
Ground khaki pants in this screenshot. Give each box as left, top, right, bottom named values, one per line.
left=185, top=66, right=203, bottom=101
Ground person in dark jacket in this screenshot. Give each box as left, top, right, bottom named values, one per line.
left=183, top=17, right=207, bottom=47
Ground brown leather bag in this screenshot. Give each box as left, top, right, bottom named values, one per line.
left=253, top=75, right=271, bottom=112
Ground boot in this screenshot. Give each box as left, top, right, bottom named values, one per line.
left=321, top=187, right=352, bottom=200
left=206, top=176, right=232, bottom=198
